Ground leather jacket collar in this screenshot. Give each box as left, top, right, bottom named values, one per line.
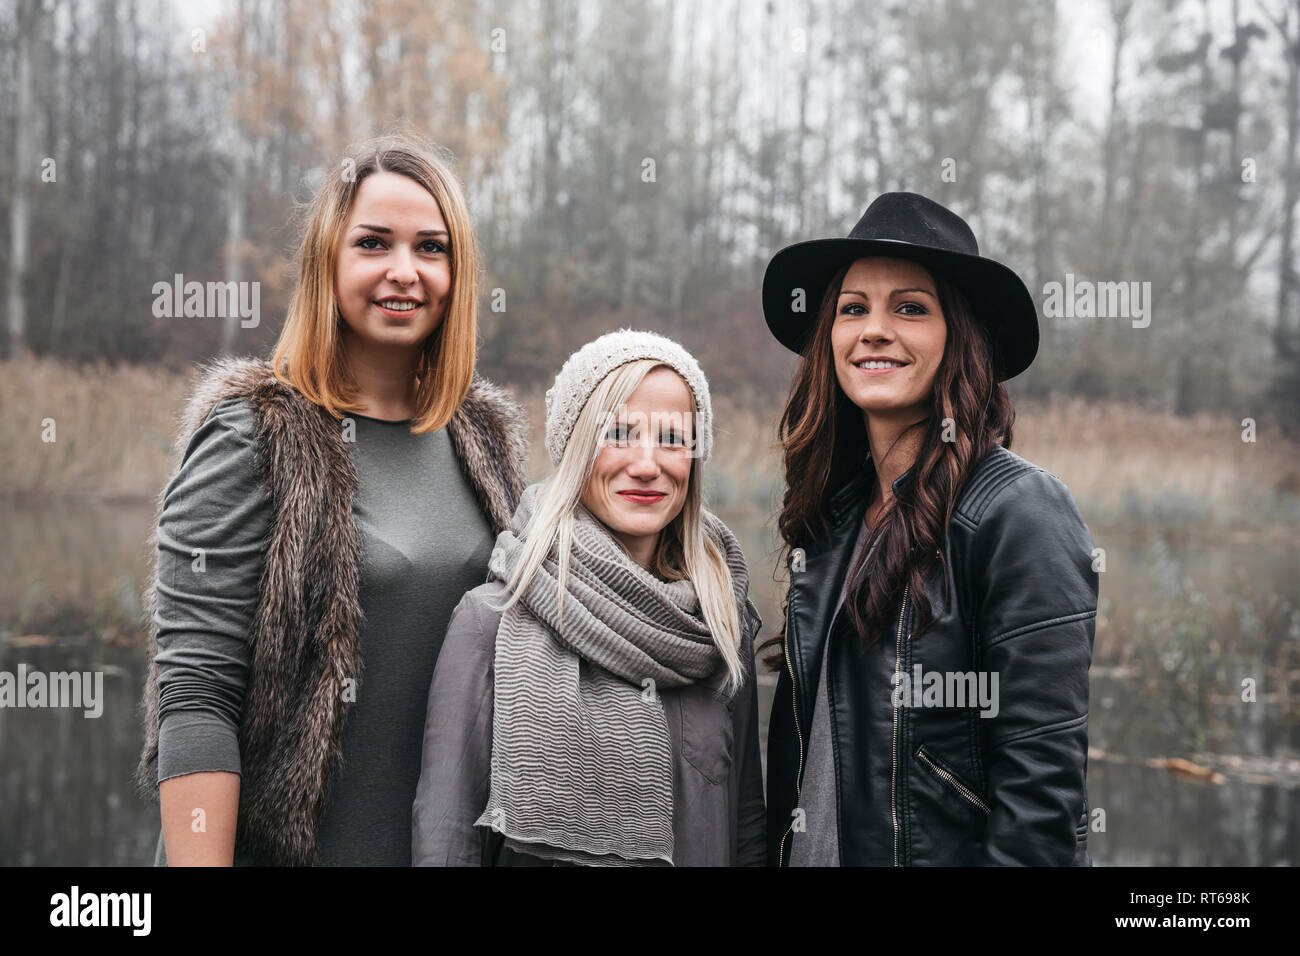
left=826, top=461, right=915, bottom=523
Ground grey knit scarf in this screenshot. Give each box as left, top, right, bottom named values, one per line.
left=476, top=481, right=752, bottom=866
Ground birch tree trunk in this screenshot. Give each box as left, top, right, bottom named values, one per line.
left=7, top=0, right=37, bottom=358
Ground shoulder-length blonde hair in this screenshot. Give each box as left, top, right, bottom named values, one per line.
left=492, top=359, right=746, bottom=694
left=271, top=132, right=480, bottom=434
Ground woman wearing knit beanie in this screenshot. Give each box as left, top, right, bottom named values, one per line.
left=412, top=329, right=767, bottom=866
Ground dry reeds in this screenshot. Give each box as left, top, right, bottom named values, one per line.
left=2, top=359, right=1297, bottom=533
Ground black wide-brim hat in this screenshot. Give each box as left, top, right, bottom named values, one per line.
left=762, top=191, right=1039, bottom=381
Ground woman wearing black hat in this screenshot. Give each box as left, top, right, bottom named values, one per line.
left=761, top=192, right=1098, bottom=866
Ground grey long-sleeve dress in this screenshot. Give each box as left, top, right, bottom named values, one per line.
left=151, top=397, right=495, bottom=866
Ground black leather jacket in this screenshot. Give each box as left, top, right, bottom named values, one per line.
left=766, top=445, right=1098, bottom=866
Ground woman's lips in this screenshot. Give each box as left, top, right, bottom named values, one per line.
left=617, top=491, right=667, bottom=504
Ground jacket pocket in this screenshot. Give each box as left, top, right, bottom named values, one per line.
left=679, top=680, right=735, bottom=786
left=915, top=744, right=990, bottom=815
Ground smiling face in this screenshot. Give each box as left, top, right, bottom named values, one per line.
left=831, top=256, right=948, bottom=423
left=334, top=170, right=452, bottom=355
left=579, top=366, right=695, bottom=570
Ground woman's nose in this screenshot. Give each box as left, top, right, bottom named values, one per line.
left=859, top=314, right=895, bottom=341
left=625, top=438, right=662, bottom=477
left=387, top=250, right=418, bottom=285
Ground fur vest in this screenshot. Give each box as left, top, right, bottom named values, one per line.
left=134, top=356, right=528, bottom=865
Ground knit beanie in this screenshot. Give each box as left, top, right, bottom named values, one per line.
left=544, top=329, right=713, bottom=467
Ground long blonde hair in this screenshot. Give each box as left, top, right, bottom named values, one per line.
left=271, top=131, right=480, bottom=434
left=493, top=359, right=745, bottom=693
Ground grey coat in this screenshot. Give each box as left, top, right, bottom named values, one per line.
left=412, top=580, right=767, bottom=866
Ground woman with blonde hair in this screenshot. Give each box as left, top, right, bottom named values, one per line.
left=136, top=132, right=527, bottom=866
left=413, top=330, right=766, bottom=866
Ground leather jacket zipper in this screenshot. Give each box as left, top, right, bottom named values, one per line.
left=916, top=746, right=991, bottom=814
left=891, top=584, right=910, bottom=867
left=778, top=549, right=806, bottom=867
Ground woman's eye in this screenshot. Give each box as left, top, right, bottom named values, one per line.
left=898, top=302, right=927, bottom=315
left=840, top=302, right=865, bottom=316
left=357, top=236, right=446, bottom=255
left=661, top=430, right=684, bottom=446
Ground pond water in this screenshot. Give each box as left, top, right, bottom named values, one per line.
left=1, top=501, right=1296, bottom=865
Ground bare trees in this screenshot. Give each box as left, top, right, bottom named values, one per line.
left=0, top=0, right=1296, bottom=423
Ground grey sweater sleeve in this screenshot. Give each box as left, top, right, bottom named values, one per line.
left=411, top=583, right=504, bottom=866
left=154, top=398, right=272, bottom=782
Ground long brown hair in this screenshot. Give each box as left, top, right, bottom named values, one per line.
left=762, top=258, right=1015, bottom=667
left=271, top=131, right=480, bottom=434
